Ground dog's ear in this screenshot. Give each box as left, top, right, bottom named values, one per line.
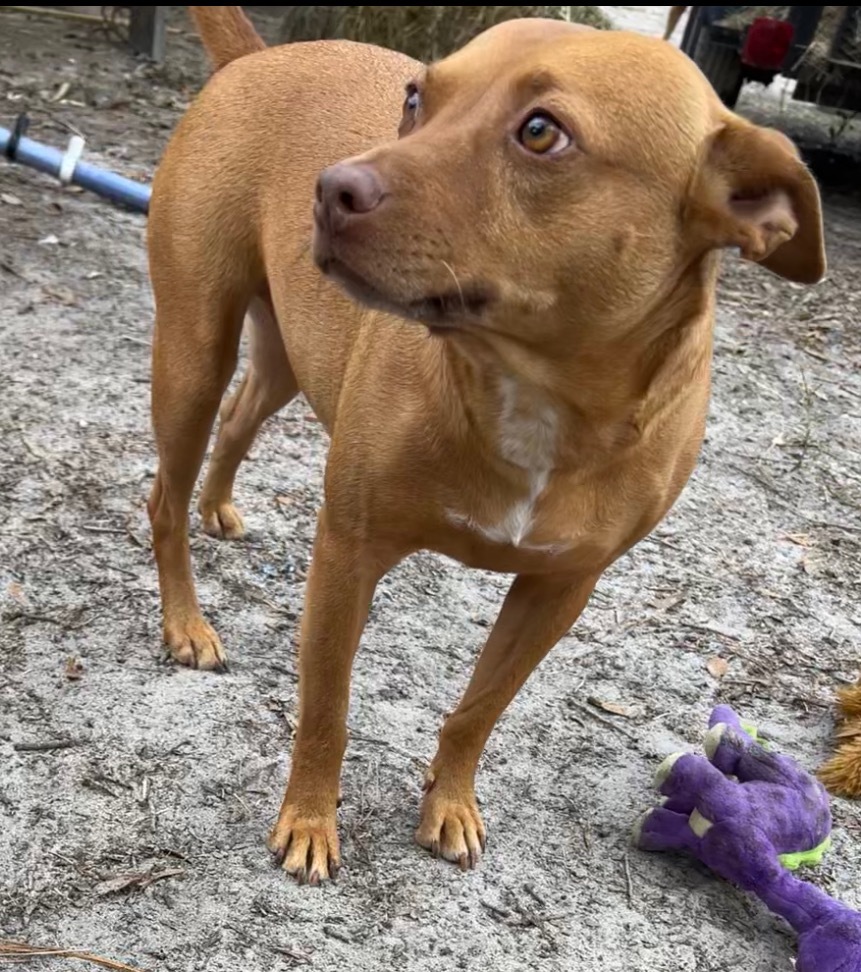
left=687, top=120, right=825, bottom=284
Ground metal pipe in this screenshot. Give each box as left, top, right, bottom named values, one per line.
left=1, top=122, right=151, bottom=214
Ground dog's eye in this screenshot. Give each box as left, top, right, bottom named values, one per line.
left=399, top=84, right=422, bottom=138
left=404, top=84, right=421, bottom=115
left=518, top=113, right=570, bottom=155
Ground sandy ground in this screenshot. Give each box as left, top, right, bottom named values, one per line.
left=2, top=6, right=861, bottom=972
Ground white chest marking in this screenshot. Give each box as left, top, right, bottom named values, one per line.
left=449, top=377, right=560, bottom=550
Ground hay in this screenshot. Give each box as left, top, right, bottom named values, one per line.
left=819, top=683, right=861, bottom=798
left=716, top=6, right=861, bottom=77
left=716, top=6, right=790, bottom=31
left=808, top=6, right=861, bottom=70
left=279, top=6, right=613, bottom=62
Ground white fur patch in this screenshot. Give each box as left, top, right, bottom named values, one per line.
left=447, top=376, right=560, bottom=551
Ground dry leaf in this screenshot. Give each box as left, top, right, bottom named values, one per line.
left=64, top=657, right=84, bottom=681
left=803, top=550, right=827, bottom=576
left=781, top=533, right=815, bottom=548
left=7, top=581, right=24, bottom=601
left=588, top=697, right=631, bottom=718
left=759, top=588, right=783, bottom=600
left=50, top=80, right=71, bottom=102
left=42, top=285, right=80, bottom=307
left=648, top=593, right=685, bottom=612
left=707, top=657, right=729, bottom=680
left=95, top=874, right=144, bottom=897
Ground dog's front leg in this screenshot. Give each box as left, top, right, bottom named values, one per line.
left=268, top=506, right=386, bottom=884
left=417, top=570, right=598, bottom=869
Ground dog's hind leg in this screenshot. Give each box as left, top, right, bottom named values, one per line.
left=148, top=278, right=246, bottom=670
left=199, top=294, right=299, bottom=540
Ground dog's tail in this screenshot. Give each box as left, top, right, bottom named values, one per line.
left=189, top=6, right=266, bottom=73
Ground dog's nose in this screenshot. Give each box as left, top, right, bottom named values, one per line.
left=315, top=163, right=385, bottom=228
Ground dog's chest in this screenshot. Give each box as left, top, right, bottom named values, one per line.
left=447, top=377, right=562, bottom=552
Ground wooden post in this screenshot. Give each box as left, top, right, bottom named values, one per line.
left=128, top=6, right=166, bottom=62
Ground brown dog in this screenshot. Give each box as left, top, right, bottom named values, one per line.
left=147, top=7, right=825, bottom=884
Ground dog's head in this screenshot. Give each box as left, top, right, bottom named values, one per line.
left=312, top=19, right=825, bottom=348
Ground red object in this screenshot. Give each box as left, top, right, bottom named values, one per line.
left=741, top=17, right=795, bottom=70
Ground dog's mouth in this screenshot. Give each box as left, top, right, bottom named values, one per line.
left=319, top=256, right=493, bottom=332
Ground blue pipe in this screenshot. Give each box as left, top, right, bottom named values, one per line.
left=1, top=122, right=151, bottom=215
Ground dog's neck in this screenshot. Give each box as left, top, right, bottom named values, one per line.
left=432, top=268, right=716, bottom=479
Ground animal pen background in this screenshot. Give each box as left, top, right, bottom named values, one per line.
left=1, top=5, right=861, bottom=972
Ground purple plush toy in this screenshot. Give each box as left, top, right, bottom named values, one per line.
left=634, top=705, right=861, bottom=972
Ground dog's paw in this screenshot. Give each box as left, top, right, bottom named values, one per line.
left=199, top=501, right=245, bottom=540
left=164, top=616, right=228, bottom=672
left=268, top=807, right=340, bottom=885
left=416, top=779, right=486, bottom=871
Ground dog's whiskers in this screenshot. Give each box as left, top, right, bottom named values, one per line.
left=441, top=260, right=466, bottom=313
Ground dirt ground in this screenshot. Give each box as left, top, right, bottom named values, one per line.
left=2, top=6, right=861, bottom=972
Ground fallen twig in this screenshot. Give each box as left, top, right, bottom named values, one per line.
left=125, top=526, right=149, bottom=550
left=95, top=867, right=184, bottom=896
left=81, top=525, right=129, bottom=536
left=13, top=739, right=81, bottom=753
left=480, top=899, right=573, bottom=929
left=0, top=5, right=111, bottom=24
left=0, top=5, right=183, bottom=32
left=480, top=899, right=512, bottom=921
left=0, top=940, right=148, bottom=972
left=4, top=609, right=89, bottom=631
left=571, top=701, right=638, bottom=741
left=271, top=944, right=313, bottom=965
left=347, top=727, right=424, bottom=763
left=623, top=852, right=635, bottom=907
left=680, top=621, right=742, bottom=642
